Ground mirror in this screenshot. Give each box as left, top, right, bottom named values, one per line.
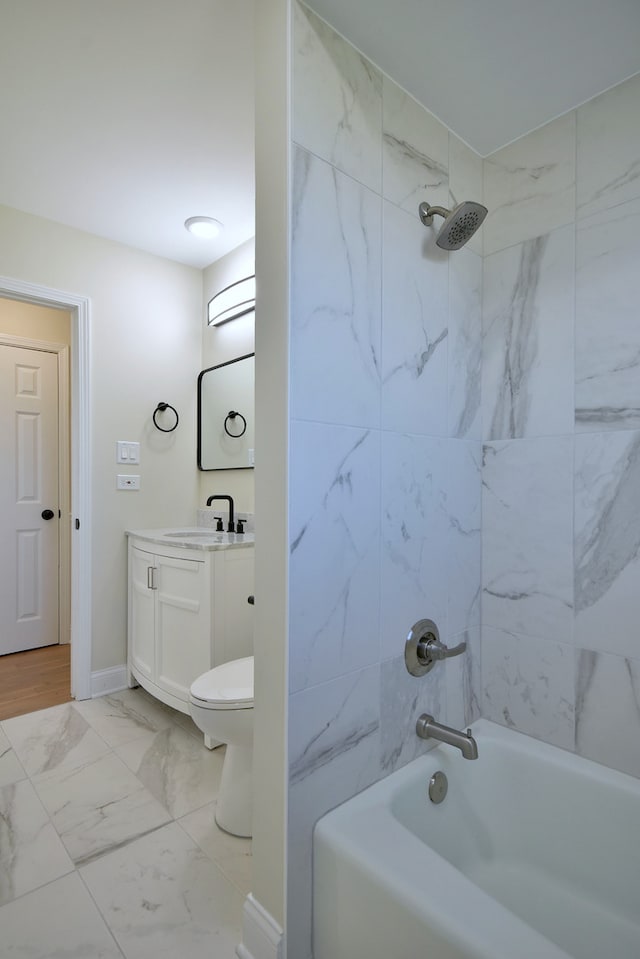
left=198, top=353, right=255, bottom=471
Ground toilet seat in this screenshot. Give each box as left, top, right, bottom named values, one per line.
left=190, top=656, right=254, bottom=710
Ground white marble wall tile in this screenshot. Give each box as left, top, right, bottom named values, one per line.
left=482, top=627, right=575, bottom=750
left=81, top=822, right=243, bottom=959
left=291, top=147, right=382, bottom=428
left=575, top=650, right=640, bottom=778
left=293, top=2, right=382, bottom=193
left=2, top=702, right=110, bottom=779
left=482, top=438, right=574, bottom=643
left=483, top=113, right=576, bottom=256
left=446, top=626, right=482, bottom=730
left=379, top=653, right=445, bottom=773
left=380, top=433, right=448, bottom=661
left=575, top=198, right=640, bottom=431
left=0, top=872, right=123, bottom=959
left=448, top=246, right=482, bottom=440
left=115, top=725, right=225, bottom=820
left=449, top=134, right=484, bottom=256
left=289, top=422, right=380, bottom=692
left=382, top=76, right=449, bottom=214
left=381, top=201, right=448, bottom=436
left=447, top=440, right=482, bottom=636
left=288, top=666, right=381, bottom=959
left=178, top=801, right=252, bottom=896
left=574, top=430, right=640, bottom=659
left=33, top=752, right=171, bottom=865
left=577, top=73, right=640, bottom=220
left=0, top=779, right=74, bottom=906
left=288, top=663, right=381, bottom=793
left=483, top=224, right=574, bottom=439
left=0, top=726, right=27, bottom=787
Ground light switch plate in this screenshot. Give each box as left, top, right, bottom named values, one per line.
left=117, top=441, right=140, bottom=464
left=117, top=474, right=140, bottom=490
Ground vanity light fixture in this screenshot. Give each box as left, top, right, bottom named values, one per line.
left=184, top=216, right=223, bottom=239
left=208, top=274, right=256, bottom=327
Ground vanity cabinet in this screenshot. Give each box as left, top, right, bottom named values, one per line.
left=127, top=534, right=254, bottom=714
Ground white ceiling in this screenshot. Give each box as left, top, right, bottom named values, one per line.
left=0, top=0, right=255, bottom=269
left=307, top=0, right=640, bottom=156
left=2, top=2, right=639, bottom=270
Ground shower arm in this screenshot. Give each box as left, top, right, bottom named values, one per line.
left=418, top=203, right=451, bottom=226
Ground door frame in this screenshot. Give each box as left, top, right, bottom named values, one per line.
left=0, top=334, right=71, bottom=652
left=0, top=276, right=92, bottom=700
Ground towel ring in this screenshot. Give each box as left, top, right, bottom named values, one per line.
left=224, top=410, right=247, bottom=438
left=153, top=402, right=179, bottom=433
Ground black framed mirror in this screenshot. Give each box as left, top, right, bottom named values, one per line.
left=197, top=352, right=255, bottom=470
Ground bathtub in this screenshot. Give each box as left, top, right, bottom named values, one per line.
left=313, top=719, right=640, bottom=959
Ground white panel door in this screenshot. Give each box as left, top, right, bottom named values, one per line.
left=0, top=345, right=59, bottom=654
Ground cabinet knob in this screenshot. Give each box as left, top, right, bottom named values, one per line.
left=247, top=595, right=255, bottom=605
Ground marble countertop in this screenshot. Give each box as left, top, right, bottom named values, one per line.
left=126, top=527, right=255, bottom=551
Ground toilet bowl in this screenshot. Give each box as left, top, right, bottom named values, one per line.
left=189, top=656, right=254, bottom=838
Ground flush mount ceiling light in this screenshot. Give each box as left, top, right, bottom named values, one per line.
left=184, top=216, right=223, bottom=239
left=208, top=275, right=256, bottom=327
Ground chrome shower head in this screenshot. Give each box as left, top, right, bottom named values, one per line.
left=418, top=200, right=488, bottom=250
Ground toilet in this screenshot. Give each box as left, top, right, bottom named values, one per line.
left=189, top=656, right=254, bottom=838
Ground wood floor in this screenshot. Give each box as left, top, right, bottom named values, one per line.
left=0, top=644, right=71, bottom=720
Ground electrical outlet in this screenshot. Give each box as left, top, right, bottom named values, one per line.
left=117, top=474, right=140, bottom=490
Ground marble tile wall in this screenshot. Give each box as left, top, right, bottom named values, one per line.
left=289, top=5, right=482, bottom=956
left=481, top=73, right=640, bottom=781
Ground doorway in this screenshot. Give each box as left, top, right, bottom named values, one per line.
left=0, top=276, right=92, bottom=703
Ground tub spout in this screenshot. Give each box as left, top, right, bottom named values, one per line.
left=416, top=714, right=478, bottom=760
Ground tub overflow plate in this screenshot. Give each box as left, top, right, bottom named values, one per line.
left=428, top=771, right=448, bottom=804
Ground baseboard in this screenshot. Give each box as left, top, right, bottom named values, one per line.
left=236, top=894, right=285, bottom=959
left=91, top=665, right=129, bottom=698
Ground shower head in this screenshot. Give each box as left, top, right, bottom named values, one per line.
left=418, top=200, right=488, bottom=250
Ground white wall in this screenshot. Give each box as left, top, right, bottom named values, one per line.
left=199, top=237, right=255, bottom=513
left=287, top=6, right=482, bottom=956
left=247, top=0, right=290, bottom=939
left=480, top=72, right=640, bottom=780
left=0, top=204, right=202, bottom=673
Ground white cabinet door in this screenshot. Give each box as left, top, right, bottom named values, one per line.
left=213, top=548, right=255, bottom=664
left=155, top=553, right=209, bottom=703
left=130, top=546, right=155, bottom=681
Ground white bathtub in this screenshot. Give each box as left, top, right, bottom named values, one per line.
left=314, top=719, right=640, bottom=959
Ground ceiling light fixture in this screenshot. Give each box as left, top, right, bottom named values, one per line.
left=184, top=216, right=223, bottom=239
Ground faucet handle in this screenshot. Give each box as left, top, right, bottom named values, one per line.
left=405, top=619, right=466, bottom=676
left=418, top=636, right=467, bottom=662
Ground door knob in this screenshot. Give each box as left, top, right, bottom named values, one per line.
left=41, top=509, right=55, bottom=520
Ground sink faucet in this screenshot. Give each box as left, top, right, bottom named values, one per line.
left=206, top=494, right=235, bottom=532
left=416, top=714, right=478, bottom=760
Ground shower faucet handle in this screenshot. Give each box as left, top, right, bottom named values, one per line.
left=405, top=619, right=466, bottom=676
left=419, top=636, right=466, bottom=662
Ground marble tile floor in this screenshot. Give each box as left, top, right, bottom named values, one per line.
left=0, top=686, right=251, bottom=958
